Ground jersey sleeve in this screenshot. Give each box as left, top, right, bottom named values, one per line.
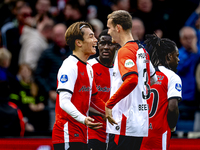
left=57, top=62, right=78, bottom=94
left=168, top=73, right=182, bottom=101
left=118, top=47, right=138, bottom=81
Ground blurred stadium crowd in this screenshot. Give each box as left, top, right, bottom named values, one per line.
left=0, top=0, right=200, bottom=137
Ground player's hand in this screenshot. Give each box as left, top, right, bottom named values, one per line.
left=84, top=116, right=103, bottom=129
left=105, top=106, right=118, bottom=126
left=102, top=114, right=106, bottom=122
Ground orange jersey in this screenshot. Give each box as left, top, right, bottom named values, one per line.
left=106, top=41, right=156, bottom=137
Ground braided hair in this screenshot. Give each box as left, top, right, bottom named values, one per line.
left=144, top=34, right=177, bottom=69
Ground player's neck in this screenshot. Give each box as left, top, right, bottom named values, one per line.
left=119, top=32, right=134, bottom=46
left=99, top=57, right=113, bottom=67
left=73, top=51, right=90, bottom=63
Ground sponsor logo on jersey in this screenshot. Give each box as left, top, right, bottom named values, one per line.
left=60, top=74, right=68, bottom=83
left=157, top=75, right=164, bottom=80
left=96, top=72, right=102, bottom=76
left=113, top=72, right=116, bottom=77
left=175, top=83, right=182, bottom=92
left=79, top=86, right=91, bottom=92
left=155, top=75, right=164, bottom=85
left=125, top=59, right=134, bottom=68
left=96, top=85, right=110, bottom=92
left=138, top=53, right=147, bottom=59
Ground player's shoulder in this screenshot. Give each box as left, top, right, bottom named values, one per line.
left=60, top=55, right=78, bottom=71
left=87, top=57, right=98, bottom=66
left=158, top=66, right=181, bottom=82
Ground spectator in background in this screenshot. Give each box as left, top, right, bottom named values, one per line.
left=110, top=0, right=130, bottom=12
left=1, top=1, right=32, bottom=75
left=34, top=23, right=72, bottom=131
left=89, top=18, right=104, bottom=39
left=87, top=29, right=119, bottom=150
left=18, top=18, right=54, bottom=71
left=133, top=0, right=164, bottom=37
left=29, top=0, right=52, bottom=28
left=56, top=0, right=87, bottom=28
left=185, top=3, right=200, bottom=132
left=131, top=17, right=145, bottom=45
left=0, top=47, right=25, bottom=137
left=10, top=63, right=49, bottom=136
left=185, top=2, right=200, bottom=45
left=176, top=26, right=200, bottom=131
left=0, top=0, right=24, bottom=28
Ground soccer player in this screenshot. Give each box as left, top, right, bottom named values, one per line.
left=52, top=21, right=105, bottom=150
left=87, top=29, right=120, bottom=150
left=140, top=34, right=182, bottom=150
left=105, top=10, right=158, bottom=150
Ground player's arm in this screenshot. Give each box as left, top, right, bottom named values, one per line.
left=106, top=73, right=138, bottom=109
left=59, top=91, right=86, bottom=124
left=167, top=98, right=179, bottom=129
left=89, top=74, right=105, bottom=114
left=90, top=92, right=105, bottom=114
left=59, top=91, right=103, bottom=129
left=105, top=74, right=138, bottom=125
left=149, top=61, right=158, bottom=86
left=167, top=73, right=182, bottom=130
left=150, top=72, right=157, bottom=86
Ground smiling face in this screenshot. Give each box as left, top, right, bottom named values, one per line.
left=98, top=35, right=118, bottom=66
left=81, top=27, right=98, bottom=56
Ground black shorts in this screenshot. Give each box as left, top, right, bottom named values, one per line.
left=53, top=142, right=88, bottom=150
left=106, top=134, right=143, bottom=150
left=88, top=139, right=107, bottom=150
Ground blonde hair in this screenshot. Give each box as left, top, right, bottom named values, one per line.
left=0, top=48, right=12, bottom=66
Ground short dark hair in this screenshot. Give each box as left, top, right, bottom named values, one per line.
left=98, top=29, right=109, bottom=40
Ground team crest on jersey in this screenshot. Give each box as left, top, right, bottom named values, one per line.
left=175, top=83, right=182, bottom=92
left=124, top=59, right=135, bottom=68
left=60, top=74, right=68, bottom=83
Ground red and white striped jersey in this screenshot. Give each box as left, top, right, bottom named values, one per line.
left=106, top=41, right=156, bottom=137
left=141, top=66, right=182, bottom=150
left=87, top=58, right=113, bottom=143
left=52, top=55, right=98, bottom=144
